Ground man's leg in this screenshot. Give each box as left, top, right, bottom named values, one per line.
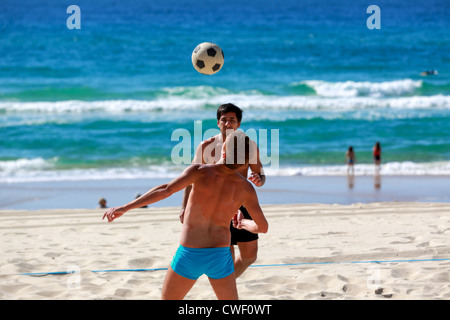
left=232, top=240, right=258, bottom=278
left=161, top=266, right=196, bottom=300
left=208, top=273, right=238, bottom=300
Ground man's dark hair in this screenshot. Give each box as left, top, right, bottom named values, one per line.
left=216, top=103, right=243, bottom=123
left=225, top=131, right=250, bottom=169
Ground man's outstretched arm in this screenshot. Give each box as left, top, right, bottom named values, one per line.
left=103, top=165, right=200, bottom=222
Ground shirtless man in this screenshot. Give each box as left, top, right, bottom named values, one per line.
left=102, top=131, right=268, bottom=300
left=180, top=103, right=266, bottom=278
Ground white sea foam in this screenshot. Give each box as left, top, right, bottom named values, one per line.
left=1, top=79, right=448, bottom=117
left=0, top=157, right=55, bottom=173
left=1, top=94, right=450, bottom=117
left=0, top=99, right=202, bottom=114
left=2, top=158, right=450, bottom=183
left=264, top=161, right=450, bottom=176
left=237, top=94, right=450, bottom=112
left=298, top=79, right=423, bottom=97
left=0, top=160, right=181, bottom=183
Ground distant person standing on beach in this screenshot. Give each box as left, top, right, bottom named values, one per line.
left=373, top=142, right=381, bottom=173
left=345, top=146, right=356, bottom=174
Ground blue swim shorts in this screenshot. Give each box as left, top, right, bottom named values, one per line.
left=170, top=245, right=234, bottom=280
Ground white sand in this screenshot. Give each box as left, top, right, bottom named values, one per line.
left=1, top=202, right=450, bottom=300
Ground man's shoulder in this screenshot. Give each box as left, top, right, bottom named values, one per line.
left=185, top=163, right=202, bottom=172
left=235, top=171, right=254, bottom=188
left=186, top=163, right=220, bottom=179
left=193, top=163, right=216, bottom=172
left=200, top=134, right=221, bottom=148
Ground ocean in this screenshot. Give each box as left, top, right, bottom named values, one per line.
left=1, top=0, right=450, bottom=183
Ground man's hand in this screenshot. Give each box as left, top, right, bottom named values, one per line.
left=102, top=207, right=126, bottom=223
left=232, top=209, right=244, bottom=229
left=248, top=172, right=263, bottom=187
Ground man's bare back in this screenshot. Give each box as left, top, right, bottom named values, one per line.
left=180, top=163, right=265, bottom=248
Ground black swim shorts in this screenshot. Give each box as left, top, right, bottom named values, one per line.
left=230, top=206, right=259, bottom=245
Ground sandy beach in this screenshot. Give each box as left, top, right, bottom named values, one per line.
left=1, top=175, right=449, bottom=210
left=1, top=201, right=450, bottom=300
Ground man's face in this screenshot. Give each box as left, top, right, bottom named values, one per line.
left=217, top=112, right=240, bottom=136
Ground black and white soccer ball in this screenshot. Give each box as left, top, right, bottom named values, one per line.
left=191, top=42, right=224, bottom=75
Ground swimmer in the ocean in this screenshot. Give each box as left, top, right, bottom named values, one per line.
left=420, top=70, right=438, bottom=76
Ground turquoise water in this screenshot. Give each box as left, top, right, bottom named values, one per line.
left=1, top=0, right=450, bottom=182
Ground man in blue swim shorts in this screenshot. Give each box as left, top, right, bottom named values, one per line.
left=180, top=104, right=266, bottom=278
left=103, top=130, right=268, bottom=300
left=170, top=245, right=234, bottom=281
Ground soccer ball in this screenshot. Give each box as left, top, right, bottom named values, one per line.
left=191, top=42, right=224, bottom=75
